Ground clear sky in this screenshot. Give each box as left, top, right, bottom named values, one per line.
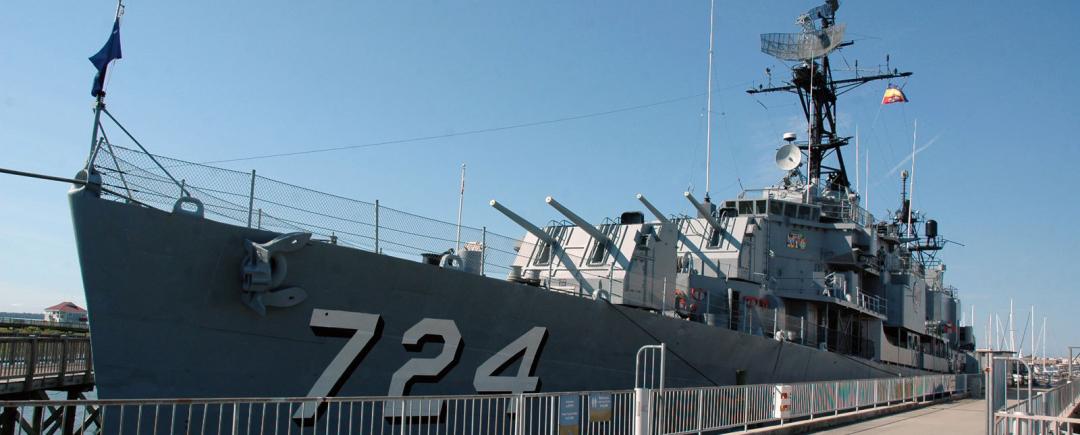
left=1, top=1, right=1077, bottom=355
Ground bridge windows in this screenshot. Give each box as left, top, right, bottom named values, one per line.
left=783, top=203, right=798, bottom=218
left=738, top=201, right=754, bottom=215
left=770, top=201, right=784, bottom=215
left=797, top=205, right=812, bottom=220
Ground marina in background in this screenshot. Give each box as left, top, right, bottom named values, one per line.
left=2, top=0, right=1080, bottom=434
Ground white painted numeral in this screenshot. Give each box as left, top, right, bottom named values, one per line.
left=296, top=310, right=550, bottom=424
left=473, top=327, right=548, bottom=394
left=384, top=319, right=463, bottom=418
left=295, top=309, right=382, bottom=424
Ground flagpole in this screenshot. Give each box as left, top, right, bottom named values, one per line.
left=86, top=96, right=105, bottom=170
left=456, top=163, right=465, bottom=253
left=86, top=0, right=124, bottom=170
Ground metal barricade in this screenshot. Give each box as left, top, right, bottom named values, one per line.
left=0, top=373, right=974, bottom=435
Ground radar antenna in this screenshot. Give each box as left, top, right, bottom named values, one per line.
left=748, top=1, right=912, bottom=193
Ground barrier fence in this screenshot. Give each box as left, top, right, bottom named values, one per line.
left=0, top=337, right=93, bottom=394
left=0, top=373, right=972, bottom=434
left=649, top=374, right=966, bottom=434
left=90, top=143, right=529, bottom=280
left=0, top=318, right=89, bottom=333
left=994, top=380, right=1080, bottom=434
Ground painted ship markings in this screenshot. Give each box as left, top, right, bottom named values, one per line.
left=296, top=308, right=548, bottom=424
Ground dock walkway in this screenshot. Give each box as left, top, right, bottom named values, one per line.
left=814, top=399, right=984, bottom=434
left=0, top=336, right=94, bottom=399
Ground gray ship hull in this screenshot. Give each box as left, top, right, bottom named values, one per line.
left=69, top=188, right=927, bottom=400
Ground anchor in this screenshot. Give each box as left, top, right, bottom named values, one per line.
left=240, top=232, right=311, bottom=315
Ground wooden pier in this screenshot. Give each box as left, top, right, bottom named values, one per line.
left=0, top=336, right=95, bottom=435
left=1, top=336, right=94, bottom=399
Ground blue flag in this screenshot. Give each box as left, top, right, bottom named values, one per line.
left=89, top=18, right=122, bottom=97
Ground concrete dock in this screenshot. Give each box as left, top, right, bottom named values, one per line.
left=814, top=399, right=985, bottom=434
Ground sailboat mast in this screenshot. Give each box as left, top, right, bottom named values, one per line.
left=703, top=0, right=716, bottom=200
left=1009, top=299, right=1015, bottom=353
left=1031, top=305, right=1035, bottom=364
left=1041, top=317, right=1047, bottom=372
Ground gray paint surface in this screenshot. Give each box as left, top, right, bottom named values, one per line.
left=69, top=189, right=928, bottom=400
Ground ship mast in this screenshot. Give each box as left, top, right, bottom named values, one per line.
left=703, top=0, right=716, bottom=202
left=748, top=1, right=911, bottom=195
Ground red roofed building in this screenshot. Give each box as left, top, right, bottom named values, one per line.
left=44, top=302, right=88, bottom=324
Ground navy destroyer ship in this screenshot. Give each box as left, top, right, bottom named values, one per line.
left=68, top=1, right=976, bottom=402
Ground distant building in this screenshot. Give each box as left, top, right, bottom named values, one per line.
left=43, top=302, right=88, bottom=323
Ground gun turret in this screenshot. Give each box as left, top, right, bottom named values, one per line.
left=684, top=192, right=724, bottom=233
left=489, top=200, right=556, bottom=245
left=636, top=194, right=669, bottom=224
left=545, top=196, right=613, bottom=248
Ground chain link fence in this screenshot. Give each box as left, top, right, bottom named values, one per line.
left=89, top=142, right=527, bottom=278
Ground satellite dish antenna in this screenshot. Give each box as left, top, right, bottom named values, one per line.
left=775, top=144, right=802, bottom=171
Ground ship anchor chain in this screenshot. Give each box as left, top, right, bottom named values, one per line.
left=240, top=232, right=311, bottom=315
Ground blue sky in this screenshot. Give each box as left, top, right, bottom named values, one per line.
left=1, top=1, right=1077, bottom=355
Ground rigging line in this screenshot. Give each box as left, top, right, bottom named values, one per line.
left=201, top=82, right=753, bottom=165
left=867, top=100, right=896, bottom=166
left=1016, top=310, right=1032, bottom=353
left=872, top=132, right=941, bottom=186
left=101, top=108, right=188, bottom=195
left=601, top=300, right=722, bottom=387
left=0, top=166, right=150, bottom=208
left=718, top=107, right=744, bottom=190
left=686, top=105, right=706, bottom=194
left=96, top=120, right=134, bottom=200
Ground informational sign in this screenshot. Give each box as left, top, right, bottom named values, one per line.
left=588, top=393, right=613, bottom=422
left=772, top=385, right=792, bottom=419
left=558, top=395, right=580, bottom=435
left=992, top=359, right=1007, bottom=411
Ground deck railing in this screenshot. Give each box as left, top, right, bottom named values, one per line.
left=89, top=144, right=534, bottom=281
left=0, top=373, right=973, bottom=435
left=856, top=291, right=888, bottom=316
left=994, top=380, right=1080, bottom=434
left=0, top=337, right=93, bottom=394
left=0, top=317, right=89, bottom=332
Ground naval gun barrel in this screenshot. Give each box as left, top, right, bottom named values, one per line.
left=635, top=194, right=669, bottom=224
left=489, top=200, right=556, bottom=244
left=545, top=196, right=612, bottom=246
left=684, top=192, right=724, bottom=233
